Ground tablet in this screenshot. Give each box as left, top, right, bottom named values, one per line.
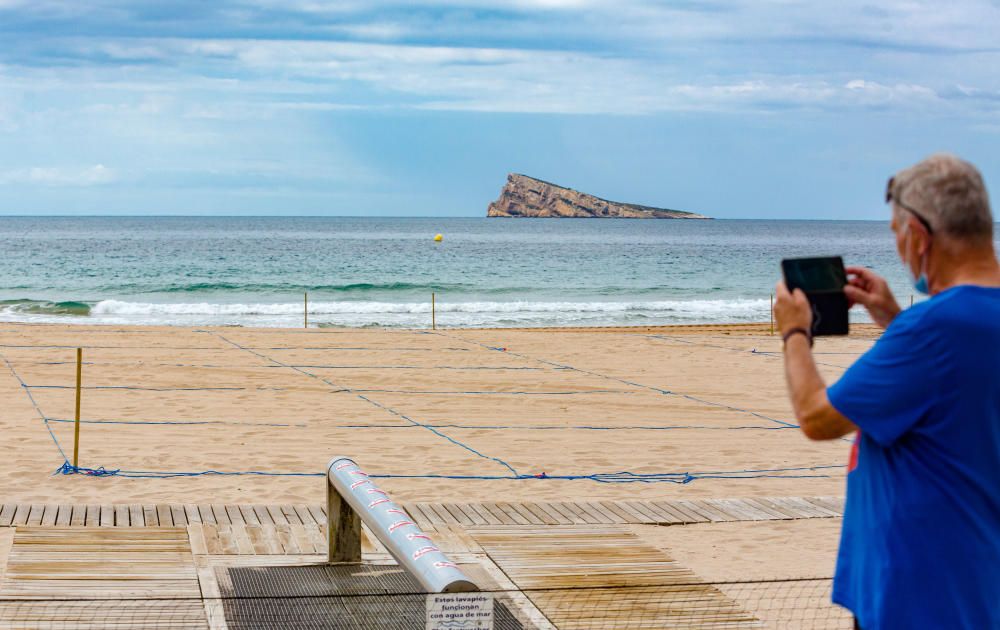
left=781, top=256, right=849, bottom=336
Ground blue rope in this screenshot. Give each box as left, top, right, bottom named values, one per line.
left=27, top=361, right=549, bottom=372
left=345, top=388, right=631, bottom=396
left=46, top=417, right=306, bottom=428
left=373, top=464, right=844, bottom=483
left=355, top=392, right=521, bottom=476
left=54, top=462, right=121, bottom=477
left=44, top=417, right=792, bottom=431
left=58, top=464, right=843, bottom=482
left=7, top=331, right=841, bottom=485
left=1, top=352, right=72, bottom=463
left=644, top=334, right=852, bottom=370
left=0, top=344, right=222, bottom=350
left=257, top=346, right=470, bottom=352
left=430, top=331, right=801, bottom=429
left=213, top=333, right=522, bottom=477
left=26, top=385, right=282, bottom=392
left=336, top=422, right=794, bottom=431
left=281, top=364, right=545, bottom=371
left=748, top=349, right=852, bottom=369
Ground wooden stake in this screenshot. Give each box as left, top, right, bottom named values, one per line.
left=910, top=294, right=914, bottom=308
left=72, top=348, right=82, bottom=468
left=432, top=292, right=436, bottom=330
left=304, top=292, right=308, bottom=329
left=769, top=293, right=774, bottom=336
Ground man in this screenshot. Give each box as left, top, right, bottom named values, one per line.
left=773, top=153, right=1000, bottom=630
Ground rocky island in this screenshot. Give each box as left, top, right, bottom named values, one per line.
left=487, top=173, right=708, bottom=219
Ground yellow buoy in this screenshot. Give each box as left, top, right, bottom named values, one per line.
left=434, top=233, right=443, bottom=242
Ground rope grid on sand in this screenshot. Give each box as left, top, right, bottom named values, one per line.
left=0, top=330, right=846, bottom=483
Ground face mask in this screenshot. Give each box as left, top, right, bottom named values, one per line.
left=904, top=241, right=929, bottom=295
left=913, top=269, right=929, bottom=295
left=901, top=221, right=931, bottom=295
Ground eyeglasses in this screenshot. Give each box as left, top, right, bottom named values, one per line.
left=886, top=176, right=934, bottom=234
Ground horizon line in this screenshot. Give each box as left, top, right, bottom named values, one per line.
left=0, top=215, right=894, bottom=221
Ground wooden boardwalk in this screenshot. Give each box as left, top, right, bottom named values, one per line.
left=0, top=527, right=207, bottom=628
left=472, top=526, right=761, bottom=628
left=0, top=497, right=846, bottom=628
left=0, top=495, right=843, bottom=529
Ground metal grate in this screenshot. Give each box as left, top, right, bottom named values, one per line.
left=217, top=564, right=531, bottom=629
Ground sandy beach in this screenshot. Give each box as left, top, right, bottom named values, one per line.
left=0, top=322, right=875, bottom=507
left=0, top=321, right=875, bottom=625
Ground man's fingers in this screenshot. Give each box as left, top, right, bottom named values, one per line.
left=775, top=280, right=791, bottom=299
left=844, top=284, right=869, bottom=306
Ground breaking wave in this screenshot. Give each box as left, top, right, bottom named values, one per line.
left=0, top=297, right=775, bottom=328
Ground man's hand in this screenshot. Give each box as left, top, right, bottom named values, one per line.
left=774, top=279, right=858, bottom=441
left=844, top=266, right=901, bottom=329
left=773, top=281, right=812, bottom=336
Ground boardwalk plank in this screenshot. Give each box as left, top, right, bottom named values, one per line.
left=27, top=505, right=45, bottom=526
left=529, top=502, right=574, bottom=525
left=129, top=504, right=144, bottom=527
left=171, top=505, right=189, bottom=526
left=97, top=505, right=113, bottom=527
left=253, top=505, right=274, bottom=526
left=40, top=505, right=57, bottom=527
left=0, top=504, right=15, bottom=527
left=266, top=505, right=288, bottom=525
left=199, top=505, right=217, bottom=525
left=114, top=505, right=130, bottom=527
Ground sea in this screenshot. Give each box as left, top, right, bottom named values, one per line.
left=0, top=217, right=961, bottom=329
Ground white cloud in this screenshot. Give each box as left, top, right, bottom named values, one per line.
left=0, top=164, right=117, bottom=186
left=0, top=1, right=997, bottom=118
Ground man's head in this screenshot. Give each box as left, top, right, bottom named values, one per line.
left=887, top=153, right=995, bottom=292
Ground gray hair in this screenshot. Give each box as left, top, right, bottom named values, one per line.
left=890, top=153, right=993, bottom=243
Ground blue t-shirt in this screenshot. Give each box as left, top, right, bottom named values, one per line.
left=827, top=285, right=1000, bottom=630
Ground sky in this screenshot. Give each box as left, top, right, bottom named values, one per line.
left=0, top=1, right=998, bottom=218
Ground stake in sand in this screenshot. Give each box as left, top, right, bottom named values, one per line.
left=770, top=293, right=774, bottom=335
left=432, top=292, right=436, bottom=330
left=304, top=292, right=308, bottom=328
left=73, top=348, right=82, bottom=468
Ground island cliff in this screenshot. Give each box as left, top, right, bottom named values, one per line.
left=487, top=173, right=708, bottom=219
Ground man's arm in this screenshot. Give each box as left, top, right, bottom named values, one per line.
left=783, top=333, right=857, bottom=440
left=774, top=282, right=857, bottom=441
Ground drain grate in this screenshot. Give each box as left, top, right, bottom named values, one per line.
left=217, top=564, right=532, bottom=629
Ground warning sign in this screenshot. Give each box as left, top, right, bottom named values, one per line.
left=425, top=592, right=494, bottom=629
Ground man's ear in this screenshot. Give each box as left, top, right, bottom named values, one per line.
left=909, top=215, right=931, bottom=255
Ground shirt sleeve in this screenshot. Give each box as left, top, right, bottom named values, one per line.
left=826, top=312, right=941, bottom=447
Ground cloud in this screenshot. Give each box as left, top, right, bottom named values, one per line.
left=0, top=0, right=996, bottom=118
left=0, top=35, right=968, bottom=116
left=0, top=164, right=117, bottom=186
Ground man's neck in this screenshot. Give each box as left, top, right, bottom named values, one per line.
left=930, top=246, right=1000, bottom=293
